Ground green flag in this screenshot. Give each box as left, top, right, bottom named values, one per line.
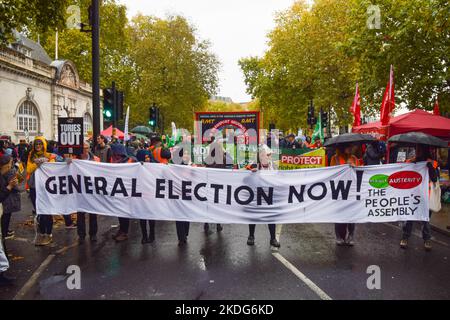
left=312, top=112, right=324, bottom=143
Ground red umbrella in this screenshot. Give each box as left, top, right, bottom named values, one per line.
left=101, top=125, right=125, bottom=139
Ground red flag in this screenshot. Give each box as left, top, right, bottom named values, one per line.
left=433, top=99, right=440, bottom=115
left=380, top=65, right=395, bottom=126
left=350, top=83, right=361, bottom=127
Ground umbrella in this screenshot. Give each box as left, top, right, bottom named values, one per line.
left=131, top=126, right=152, bottom=135
left=388, top=132, right=447, bottom=148
left=133, top=133, right=149, bottom=141
left=324, top=133, right=376, bottom=147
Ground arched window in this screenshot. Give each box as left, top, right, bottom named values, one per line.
left=17, top=100, right=39, bottom=132
left=83, top=112, right=93, bottom=136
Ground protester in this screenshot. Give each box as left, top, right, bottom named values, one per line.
left=310, top=136, right=323, bottom=149
left=110, top=143, right=136, bottom=242
left=330, top=143, right=361, bottom=246
left=136, top=143, right=155, bottom=163
left=150, top=136, right=171, bottom=164
left=363, top=141, right=383, bottom=165
left=71, top=143, right=100, bottom=244
left=246, top=144, right=280, bottom=248
left=284, top=134, right=302, bottom=149
left=94, top=135, right=112, bottom=163
left=174, top=149, right=193, bottom=246
left=0, top=154, right=19, bottom=286
left=18, top=139, right=29, bottom=165
left=26, top=137, right=56, bottom=246
left=1, top=154, right=21, bottom=242
left=400, top=145, right=439, bottom=251
left=203, top=137, right=225, bottom=233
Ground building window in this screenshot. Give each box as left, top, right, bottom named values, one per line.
left=83, top=113, right=93, bottom=136
left=17, top=101, right=39, bottom=132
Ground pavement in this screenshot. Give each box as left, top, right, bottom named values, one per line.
left=430, top=204, right=450, bottom=236
left=1, top=191, right=450, bottom=300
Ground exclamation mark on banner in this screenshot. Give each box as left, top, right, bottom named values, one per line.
left=356, top=170, right=363, bottom=200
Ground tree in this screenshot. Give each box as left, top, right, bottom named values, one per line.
left=240, top=0, right=450, bottom=133
left=345, top=0, right=450, bottom=114
left=240, top=0, right=358, bottom=132
left=128, top=14, right=220, bottom=131
left=0, top=0, right=69, bottom=43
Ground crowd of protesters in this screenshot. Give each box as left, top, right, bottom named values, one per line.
left=0, top=130, right=442, bottom=286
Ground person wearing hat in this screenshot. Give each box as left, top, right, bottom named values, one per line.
left=284, top=134, right=302, bottom=149
left=0, top=154, right=18, bottom=286
left=26, top=137, right=56, bottom=246
left=110, top=143, right=136, bottom=242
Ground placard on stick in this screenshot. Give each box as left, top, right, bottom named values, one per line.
left=58, top=117, right=84, bottom=155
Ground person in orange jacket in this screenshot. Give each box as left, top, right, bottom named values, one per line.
left=330, top=143, right=361, bottom=246
left=26, top=136, right=56, bottom=246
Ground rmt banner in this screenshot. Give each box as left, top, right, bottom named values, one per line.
left=58, top=117, right=83, bottom=155
left=35, top=161, right=430, bottom=223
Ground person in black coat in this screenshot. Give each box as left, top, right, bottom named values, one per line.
left=0, top=154, right=18, bottom=286
left=363, top=141, right=383, bottom=165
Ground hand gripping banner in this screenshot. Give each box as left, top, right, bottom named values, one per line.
left=35, top=161, right=430, bottom=224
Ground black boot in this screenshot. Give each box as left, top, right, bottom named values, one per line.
left=216, top=224, right=223, bottom=232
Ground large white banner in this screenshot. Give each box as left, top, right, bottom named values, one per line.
left=35, top=161, right=430, bottom=224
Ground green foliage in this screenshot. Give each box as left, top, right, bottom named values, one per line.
left=14, top=1, right=219, bottom=132
left=0, top=0, right=69, bottom=43
left=240, top=0, right=450, bottom=131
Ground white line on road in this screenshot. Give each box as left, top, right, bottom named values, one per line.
left=13, top=242, right=78, bottom=300
left=13, top=254, right=55, bottom=300
left=272, top=252, right=332, bottom=300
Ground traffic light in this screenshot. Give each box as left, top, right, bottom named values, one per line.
left=116, top=91, right=124, bottom=120
left=307, top=101, right=316, bottom=127
left=103, top=87, right=114, bottom=121
left=149, top=104, right=158, bottom=127
left=321, top=110, right=328, bottom=128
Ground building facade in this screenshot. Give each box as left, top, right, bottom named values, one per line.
left=0, top=31, right=100, bottom=143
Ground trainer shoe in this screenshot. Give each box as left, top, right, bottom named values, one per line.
left=346, top=235, right=355, bottom=246
left=216, top=224, right=223, bottom=232
left=400, top=239, right=408, bottom=249
left=335, top=238, right=345, bottom=246
left=247, top=236, right=255, bottom=246
left=424, top=240, right=432, bottom=251
left=270, top=239, right=281, bottom=248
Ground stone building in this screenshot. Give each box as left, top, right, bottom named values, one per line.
left=0, top=31, right=101, bottom=143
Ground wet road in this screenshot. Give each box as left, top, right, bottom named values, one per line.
left=1, top=193, right=450, bottom=300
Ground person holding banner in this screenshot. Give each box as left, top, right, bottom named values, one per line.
left=71, top=143, right=101, bottom=244
left=0, top=154, right=18, bottom=286
left=110, top=143, right=137, bottom=242
left=26, top=137, right=56, bottom=246
left=330, top=144, right=361, bottom=246
left=203, top=137, right=225, bottom=233
left=246, top=143, right=280, bottom=248
left=400, top=145, right=439, bottom=251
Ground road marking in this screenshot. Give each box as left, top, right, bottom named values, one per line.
left=13, top=254, right=55, bottom=300
left=272, top=252, right=332, bottom=300
left=13, top=242, right=78, bottom=300
left=383, top=223, right=449, bottom=247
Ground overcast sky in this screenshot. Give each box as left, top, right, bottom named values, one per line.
left=119, top=0, right=296, bottom=103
